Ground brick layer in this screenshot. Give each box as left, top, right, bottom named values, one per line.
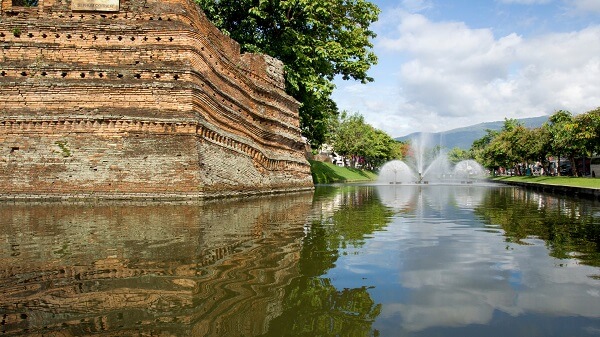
left=0, top=0, right=314, bottom=198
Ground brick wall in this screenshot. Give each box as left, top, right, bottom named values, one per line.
left=0, top=0, right=314, bottom=199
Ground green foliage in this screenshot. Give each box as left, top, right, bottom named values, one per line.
left=475, top=187, right=600, bottom=267
left=55, top=140, right=71, bottom=157
left=309, top=159, right=377, bottom=183
left=196, top=0, right=380, bottom=147
left=447, top=147, right=471, bottom=165
left=261, top=186, right=389, bottom=336
left=545, top=109, right=600, bottom=176
left=573, top=109, right=600, bottom=156
left=330, top=111, right=400, bottom=169
left=471, top=128, right=498, bottom=168
left=471, top=107, right=600, bottom=176
left=473, top=118, right=527, bottom=170
left=524, top=126, right=552, bottom=164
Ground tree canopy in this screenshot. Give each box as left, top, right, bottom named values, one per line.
left=330, top=112, right=401, bottom=169
left=471, top=107, right=600, bottom=176
left=196, top=0, right=380, bottom=147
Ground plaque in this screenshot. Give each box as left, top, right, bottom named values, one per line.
left=71, top=0, right=119, bottom=12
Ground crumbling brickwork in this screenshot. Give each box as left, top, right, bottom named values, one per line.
left=0, top=0, right=314, bottom=199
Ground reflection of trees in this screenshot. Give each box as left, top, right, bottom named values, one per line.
left=261, top=277, right=381, bottom=337
left=474, top=188, right=600, bottom=267
left=260, top=186, right=389, bottom=336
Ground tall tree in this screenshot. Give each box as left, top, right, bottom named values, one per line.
left=196, top=0, right=380, bottom=147
left=471, top=129, right=499, bottom=170
left=447, top=147, right=471, bottom=165
left=331, top=112, right=399, bottom=169
left=525, top=126, right=552, bottom=169
left=547, top=110, right=581, bottom=176
left=573, top=108, right=600, bottom=157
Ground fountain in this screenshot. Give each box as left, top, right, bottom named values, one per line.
left=452, top=159, right=487, bottom=182
left=377, top=134, right=486, bottom=185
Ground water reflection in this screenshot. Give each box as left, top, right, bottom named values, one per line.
left=365, top=184, right=600, bottom=336
left=377, top=184, right=489, bottom=212
left=260, top=186, right=388, bottom=337
left=1, top=185, right=599, bottom=336
left=475, top=187, right=600, bottom=266
left=0, top=194, right=314, bottom=336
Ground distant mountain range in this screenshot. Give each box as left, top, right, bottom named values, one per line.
left=395, top=115, right=549, bottom=150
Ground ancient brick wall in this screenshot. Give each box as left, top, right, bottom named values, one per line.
left=0, top=0, right=313, bottom=199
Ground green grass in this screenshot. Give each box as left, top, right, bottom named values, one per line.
left=492, top=175, right=600, bottom=189
left=309, top=160, right=378, bottom=184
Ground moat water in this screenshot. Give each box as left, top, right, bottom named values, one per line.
left=1, top=184, right=599, bottom=336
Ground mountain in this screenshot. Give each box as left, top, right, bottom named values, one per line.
left=395, top=116, right=549, bottom=150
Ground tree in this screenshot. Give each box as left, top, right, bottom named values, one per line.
left=547, top=110, right=580, bottom=176
left=471, top=119, right=532, bottom=174
left=471, top=129, right=499, bottom=170
left=196, top=0, right=380, bottom=147
left=331, top=112, right=367, bottom=163
left=573, top=108, right=600, bottom=157
left=447, top=147, right=471, bottom=165
left=330, top=112, right=399, bottom=169
left=587, top=107, right=600, bottom=155
left=524, top=126, right=552, bottom=169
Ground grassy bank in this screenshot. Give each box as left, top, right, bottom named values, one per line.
left=492, top=175, right=600, bottom=189
left=309, top=160, right=377, bottom=184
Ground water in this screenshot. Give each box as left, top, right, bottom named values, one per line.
left=1, top=184, right=599, bottom=336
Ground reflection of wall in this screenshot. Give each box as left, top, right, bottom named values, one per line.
left=0, top=191, right=313, bottom=336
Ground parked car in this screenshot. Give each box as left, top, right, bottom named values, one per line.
left=559, top=162, right=573, bottom=176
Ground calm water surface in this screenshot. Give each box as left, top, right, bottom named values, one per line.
left=1, top=184, right=599, bottom=336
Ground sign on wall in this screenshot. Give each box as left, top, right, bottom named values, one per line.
left=71, top=0, right=119, bottom=11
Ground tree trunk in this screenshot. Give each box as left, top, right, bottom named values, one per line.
left=569, top=155, right=579, bottom=177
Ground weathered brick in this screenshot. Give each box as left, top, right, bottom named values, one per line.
left=0, top=0, right=313, bottom=199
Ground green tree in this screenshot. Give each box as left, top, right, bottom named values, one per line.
left=573, top=108, right=600, bottom=157
left=447, top=147, right=471, bottom=165
left=547, top=110, right=581, bottom=176
left=362, top=128, right=401, bottom=169
left=586, top=107, right=600, bottom=155
left=471, top=129, right=499, bottom=170
left=331, top=112, right=399, bottom=169
left=524, top=126, right=552, bottom=167
left=483, top=119, right=528, bottom=174
left=196, top=0, right=380, bottom=147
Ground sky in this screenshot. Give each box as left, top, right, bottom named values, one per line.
left=331, top=0, right=600, bottom=138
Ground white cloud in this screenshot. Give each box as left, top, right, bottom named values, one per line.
left=334, top=8, right=600, bottom=137
left=567, top=0, right=600, bottom=13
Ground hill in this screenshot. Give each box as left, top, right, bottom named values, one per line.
left=396, top=116, right=548, bottom=149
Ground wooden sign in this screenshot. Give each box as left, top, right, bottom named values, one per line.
left=71, top=0, right=119, bottom=11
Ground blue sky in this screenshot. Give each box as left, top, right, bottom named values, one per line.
left=331, top=0, right=600, bottom=137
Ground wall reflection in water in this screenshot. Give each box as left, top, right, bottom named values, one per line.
left=0, top=193, right=314, bottom=336
left=1, top=185, right=599, bottom=337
